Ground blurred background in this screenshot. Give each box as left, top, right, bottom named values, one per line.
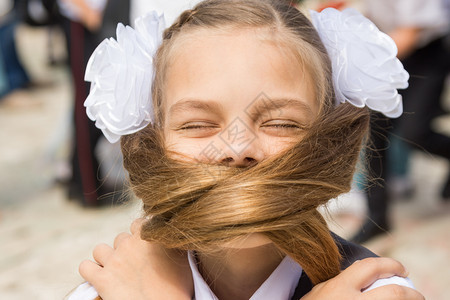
left=0, top=0, right=449, bottom=299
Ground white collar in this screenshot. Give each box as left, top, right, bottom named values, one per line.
left=187, top=251, right=302, bottom=300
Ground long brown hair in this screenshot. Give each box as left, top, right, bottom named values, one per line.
left=121, top=0, right=370, bottom=285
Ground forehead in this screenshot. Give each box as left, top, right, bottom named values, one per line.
left=167, top=27, right=304, bottom=75
left=163, top=27, right=317, bottom=114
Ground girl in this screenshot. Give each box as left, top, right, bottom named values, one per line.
left=72, top=0, right=423, bottom=299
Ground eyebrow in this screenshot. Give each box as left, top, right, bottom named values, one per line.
left=168, top=97, right=313, bottom=120
left=169, top=99, right=225, bottom=116
left=246, top=98, right=313, bottom=121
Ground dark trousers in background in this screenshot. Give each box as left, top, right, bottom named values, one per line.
left=365, top=114, right=391, bottom=229
left=398, top=36, right=450, bottom=160
left=62, top=18, right=103, bottom=206
left=0, top=18, right=30, bottom=98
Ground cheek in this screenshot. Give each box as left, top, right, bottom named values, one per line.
left=260, top=136, right=301, bottom=157
left=165, top=133, right=215, bottom=162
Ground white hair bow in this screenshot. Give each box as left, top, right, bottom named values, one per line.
left=310, top=8, right=409, bottom=118
left=84, top=11, right=165, bottom=143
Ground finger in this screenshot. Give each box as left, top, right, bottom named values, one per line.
left=79, top=259, right=103, bottom=283
left=130, top=218, right=146, bottom=235
left=364, top=285, right=425, bottom=300
left=113, top=232, right=131, bottom=249
left=343, top=257, right=408, bottom=289
left=92, top=243, right=114, bottom=266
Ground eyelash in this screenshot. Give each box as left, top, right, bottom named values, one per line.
left=178, top=124, right=218, bottom=130
left=261, top=121, right=306, bottom=130
left=263, top=123, right=299, bottom=128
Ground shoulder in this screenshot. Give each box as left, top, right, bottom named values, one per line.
left=66, top=282, right=99, bottom=300
left=364, top=276, right=416, bottom=292
left=331, top=232, right=378, bottom=269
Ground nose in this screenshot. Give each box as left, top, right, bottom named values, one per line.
left=218, top=124, right=264, bottom=167
left=221, top=155, right=258, bottom=167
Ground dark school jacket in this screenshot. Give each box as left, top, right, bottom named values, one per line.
left=291, top=233, right=378, bottom=299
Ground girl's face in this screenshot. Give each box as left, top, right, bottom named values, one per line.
left=163, top=28, right=318, bottom=166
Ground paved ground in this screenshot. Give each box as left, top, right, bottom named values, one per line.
left=0, top=25, right=449, bottom=300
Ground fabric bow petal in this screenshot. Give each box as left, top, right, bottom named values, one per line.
left=84, top=11, right=165, bottom=143
left=310, top=8, right=409, bottom=118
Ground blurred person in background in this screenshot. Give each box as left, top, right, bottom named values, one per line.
left=20, top=0, right=64, bottom=65
left=130, top=0, right=203, bottom=26
left=57, top=0, right=130, bottom=207
left=352, top=0, right=450, bottom=243
left=0, top=0, right=31, bottom=99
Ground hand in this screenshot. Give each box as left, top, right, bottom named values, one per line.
left=301, top=257, right=424, bottom=300
left=81, top=8, right=102, bottom=32
left=79, top=218, right=193, bottom=300
left=62, top=0, right=103, bottom=31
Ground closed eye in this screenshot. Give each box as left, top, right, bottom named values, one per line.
left=260, top=120, right=308, bottom=136
left=178, top=122, right=220, bottom=130
left=176, top=122, right=221, bottom=137
left=263, top=123, right=299, bottom=128
left=261, top=120, right=307, bottom=129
